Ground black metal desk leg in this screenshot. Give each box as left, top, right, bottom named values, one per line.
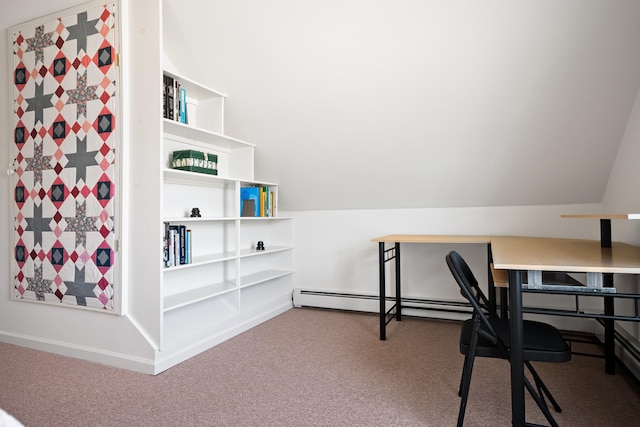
left=488, top=243, right=496, bottom=309
left=500, top=288, right=509, bottom=319
left=601, top=218, right=612, bottom=247
left=601, top=218, right=616, bottom=375
left=604, top=272, right=615, bottom=374
left=509, top=269, right=525, bottom=427
left=379, top=242, right=386, bottom=340
left=395, top=242, right=401, bottom=321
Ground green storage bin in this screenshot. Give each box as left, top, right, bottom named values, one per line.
left=171, top=150, right=218, bottom=175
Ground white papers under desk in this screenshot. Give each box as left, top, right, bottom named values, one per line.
left=522, top=270, right=616, bottom=293
left=521, top=283, right=616, bottom=293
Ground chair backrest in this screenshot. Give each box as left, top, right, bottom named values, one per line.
left=446, top=250, right=501, bottom=344
left=445, top=250, right=497, bottom=317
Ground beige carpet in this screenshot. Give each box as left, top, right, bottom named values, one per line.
left=1, top=308, right=639, bottom=426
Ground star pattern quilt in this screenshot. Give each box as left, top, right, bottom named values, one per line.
left=10, top=3, right=118, bottom=311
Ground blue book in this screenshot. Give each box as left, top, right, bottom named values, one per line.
left=240, top=187, right=261, bottom=217
left=185, top=229, right=192, bottom=264
left=179, top=87, right=187, bottom=123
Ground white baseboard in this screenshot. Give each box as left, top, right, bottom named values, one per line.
left=0, top=331, right=155, bottom=374
left=293, top=288, right=382, bottom=312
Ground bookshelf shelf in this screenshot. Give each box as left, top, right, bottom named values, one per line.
left=238, top=246, right=294, bottom=258
left=163, top=280, right=237, bottom=312
left=163, top=216, right=236, bottom=223
left=163, top=70, right=227, bottom=100
left=163, top=119, right=254, bottom=150
left=163, top=168, right=233, bottom=184
left=163, top=251, right=237, bottom=270
left=239, top=270, right=294, bottom=289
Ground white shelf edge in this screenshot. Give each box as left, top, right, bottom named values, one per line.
left=239, top=216, right=292, bottom=221
left=240, top=179, right=280, bottom=187
left=238, top=246, right=294, bottom=258
left=164, top=216, right=236, bottom=223
left=164, top=215, right=293, bottom=222
left=163, top=168, right=236, bottom=186
left=163, top=69, right=227, bottom=98
left=240, top=270, right=294, bottom=289
left=163, top=119, right=255, bottom=148
left=163, top=251, right=236, bottom=271
left=163, top=280, right=237, bottom=312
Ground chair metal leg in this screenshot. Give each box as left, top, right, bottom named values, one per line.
left=523, top=375, right=559, bottom=427
left=458, top=329, right=480, bottom=427
left=457, top=352, right=475, bottom=427
left=458, top=354, right=469, bottom=397
left=525, top=361, right=562, bottom=413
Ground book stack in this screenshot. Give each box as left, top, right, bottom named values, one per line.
left=171, top=150, right=218, bottom=175
left=163, top=74, right=187, bottom=124
left=163, top=223, right=192, bottom=267
left=240, top=186, right=276, bottom=217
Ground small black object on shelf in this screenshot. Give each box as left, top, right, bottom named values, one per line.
left=190, top=208, right=201, bottom=217
left=256, top=241, right=265, bottom=251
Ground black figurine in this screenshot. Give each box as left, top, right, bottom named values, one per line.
left=256, top=241, right=265, bottom=251
left=190, top=208, right=201, bottom=217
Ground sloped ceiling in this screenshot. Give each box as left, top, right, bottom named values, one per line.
left=163, top=0, right=640, bottom=211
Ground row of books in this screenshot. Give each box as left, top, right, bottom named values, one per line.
left=163, top=74, right=187, bottom=124
left=163, top=223, right=192, bottom=267
left=240, top=186, right=276, bottom=217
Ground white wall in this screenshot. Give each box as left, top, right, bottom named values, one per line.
left=602, top=86, right=640, bottom=224
left=289, top=203, right=601, bottom=308
left=164, top=0, right=640, bottom=212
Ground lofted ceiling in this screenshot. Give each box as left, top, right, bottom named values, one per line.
left=165, top=0, right=640, bottom=211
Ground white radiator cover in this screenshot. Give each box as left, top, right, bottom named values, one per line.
left=292, top=288, right=471, bottom=322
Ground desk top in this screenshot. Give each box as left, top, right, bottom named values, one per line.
left=491, top=236, right=640, bottom=274
left=371, top=234, right=491, bottom=244
left=561, top=213, right=640, bottom=220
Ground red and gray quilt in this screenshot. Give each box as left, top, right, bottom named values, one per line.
left=11, top=3, right=118, bottom=311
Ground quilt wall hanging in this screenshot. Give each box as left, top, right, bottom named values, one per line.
left=10, top=1, right=120, bottom=312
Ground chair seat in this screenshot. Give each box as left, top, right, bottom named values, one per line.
left=460, top=317, right=571, bottom=363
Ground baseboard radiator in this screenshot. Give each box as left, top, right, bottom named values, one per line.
left=292, top=288, right=472, bottom=322
left=293, top=288, right=640, bottom=381
left=594, top=320, right=640, bottom=380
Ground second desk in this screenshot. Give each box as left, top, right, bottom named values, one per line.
left=371, top=234, right=492, bottom=340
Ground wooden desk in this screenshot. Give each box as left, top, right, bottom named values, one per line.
left=491, top=236, right=640, bottom=426
left=371, top=235, right=491, bottom=340
left=561, top=213, right=640, bottom=219
left=372, top=234, right=491, bottom=245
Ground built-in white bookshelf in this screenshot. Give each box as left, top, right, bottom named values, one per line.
left=158, top=67, right=294, bottom=369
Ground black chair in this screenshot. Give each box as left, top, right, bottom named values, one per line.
left=446, top=250, right=571, bottom=427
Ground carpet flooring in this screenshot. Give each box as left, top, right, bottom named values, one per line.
left=1, top=308, right=639, bottom=426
